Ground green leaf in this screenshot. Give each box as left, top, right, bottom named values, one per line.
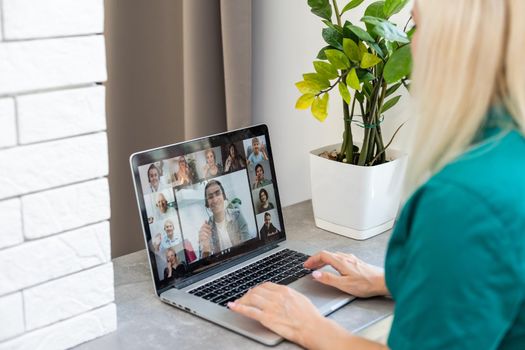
left=381, top=95, right=401, bottom=113
left=342, top=21, right=360, bottom=42
left=369, top=42, right=385, bottom=58
left=325, top=49, right=350, bottom=70
left=322, top=27, right=343, bottom=50
left=407, top=25, right=416, bottom=39
left=295, top=80, right=321, bottom=94
left=346, top=68, right=361, bottom=91
left=322, top=20, right=343, bottom=33
left=364, top=1, right=386, bottom=19
left=295, top=93, right=316, bottom=109
left=383, top=44, right=412, bottom=83
left=307, top=0, right=332, bottom=20
left=362, top=81, right=373, bottom=97
left=361, top=16, right=409, bottom=43
left=345, top=24, right=375, bottom=42
left=303, top=73, right=330, bottom=89
left=316, top=45, right=332, bottom=60
left=342, top=38, right=360, bottom=62
left=341, top=0, right=365, bottom=14
left=356, top=69, right=375, bottom=82
left=313, top=61, right=339, bottom=79
left=358, top=41, right=368, bottom=59
left=338, top=82, right=352, bottom=104
left=364, top=1, right=387, bottom=32
left=311, top=93, right=329, bottom=122
left=383, top=0, right=410, bottom=18
left=385, top=82, right=402, bottom=97
left=361, top=53, right=382, bottom=68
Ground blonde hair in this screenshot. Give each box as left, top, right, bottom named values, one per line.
left=406, top=0, right=525, bottom=192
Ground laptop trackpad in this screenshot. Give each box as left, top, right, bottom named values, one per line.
left=290, top=268, right=355, bottom=314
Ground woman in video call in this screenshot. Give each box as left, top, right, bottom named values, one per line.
left=147, top=164, right=162, bottom=193
left=164, top=248, right=186, bottom=280
left=198, top=180, right=251, bottom=258
left=229, top=1, right=525, bottom=349
left=203, top=149, right=223, bottom=178
left=257, top=188, right=274, bottom=213
left=247, top=137, right=269, bottom=165
left=224, top=143, right=246, bottom=173
left=252, top=163, right=272, bottom=189
left=173, top=156, right=194, bottom=186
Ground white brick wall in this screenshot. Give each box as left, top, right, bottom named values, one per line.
left=0, top=98, right=17, bottom=148
left=17, top=86, right=106, bottom=144
left=3, top=0, right=104, bottom=40
left=0, top=303, right=117, bottom=350
left=0, top=292, right=25, bottom=341
left=0, top=36, right=106, bottom=95
left=0, top=1, right=115, bottom=348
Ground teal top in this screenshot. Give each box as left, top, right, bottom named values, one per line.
left=385, top=108, right=525, bottom=349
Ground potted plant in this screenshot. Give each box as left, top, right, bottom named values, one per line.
left=296, top=0, right=414, bottom=239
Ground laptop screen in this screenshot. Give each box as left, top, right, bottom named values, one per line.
left=130, top=125, right=286, bottom=292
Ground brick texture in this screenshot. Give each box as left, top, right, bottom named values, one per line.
left=0, top=303, right=117, bottom=350
left=0, top=98, right=17, bottom=148
left=0, top=221, right=110, bottom=296
left=0, top=133, right=108, bottom=200
left=3, top=0, right=104, bottom=40
left=0, top=198, right=23, bottom=249
left=17, top=86, right=106, bottom=144
left=0, top=36, right=106, bottom=95
left=24, top=263, right=114, bottom=330
left=0, top=292, right=24, bottom=342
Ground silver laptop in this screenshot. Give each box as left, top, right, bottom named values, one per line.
left=130, top=124, right=354, bottom=346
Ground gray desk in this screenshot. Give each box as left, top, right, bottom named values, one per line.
left=76, top=201, right=394, bottom=349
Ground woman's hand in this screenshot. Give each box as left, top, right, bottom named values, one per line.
left=304, top=251, right=388, bottom=298
left=198, top=222, right=212, bottom=254
left=228, top=282, right=333, bottom=349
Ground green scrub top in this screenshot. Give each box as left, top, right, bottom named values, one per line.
left=385, top=108, right=525, bottom=349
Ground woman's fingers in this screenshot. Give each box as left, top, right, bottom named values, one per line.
left=312, top=270, right=345, bottom=290
left=228, top=302, right=265, bottom=322
left=304, top=250, right=347, bottom=273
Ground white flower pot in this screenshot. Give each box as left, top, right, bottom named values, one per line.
left=310, top=143, right=408, bottom=240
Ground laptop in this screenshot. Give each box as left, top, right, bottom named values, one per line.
left=130, top=124, right=354, bottom=346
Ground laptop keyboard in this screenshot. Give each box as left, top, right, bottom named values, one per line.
left=188, top=249, right=312, bottom=307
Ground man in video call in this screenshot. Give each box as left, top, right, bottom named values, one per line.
left=251, top=163, right=272, bottom=189
left=198, top=180, right=251, bottom=258
left=259, top=212, right=280, bottom=241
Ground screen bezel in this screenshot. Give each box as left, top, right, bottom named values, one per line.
left=129, top=124, right=287, bottom=295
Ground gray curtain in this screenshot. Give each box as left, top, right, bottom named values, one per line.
left=105, top=0, right=252, bottom=257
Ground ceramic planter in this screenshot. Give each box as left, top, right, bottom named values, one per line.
left=309, top=143, right=408, bottom=240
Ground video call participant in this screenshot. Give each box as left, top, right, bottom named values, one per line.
left=203, top=149, right=223, bottom=178
left=147, top=164, right=162, bottom=193
left=247, top=137, right=269, bottom=165
left=252, top=163, right=272, bottom=189
left=160, top=219, right=181, bottom=250
left=173, top=156, right=194, bottom=186
left=259, top=212, right=280, bottom=241
left=198, top=180, right=251, bottom=258
left=164, top=248, right=186, bottom=281
left=257, top=188, right=274, bottom=213
left=224, top=143, right=246, bottom=173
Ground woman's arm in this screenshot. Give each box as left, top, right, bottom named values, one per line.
left=229, top=283, right=388, bottom=350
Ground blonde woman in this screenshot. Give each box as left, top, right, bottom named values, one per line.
left=229, top=1, right=525, bottom=349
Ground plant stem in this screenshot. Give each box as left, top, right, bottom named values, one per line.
left=332, top=0, right=342, bottom=27
left=358, top=80, right=382, bottom=165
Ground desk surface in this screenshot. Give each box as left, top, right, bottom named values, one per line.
left=76, top=201, right=394, bottom=349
